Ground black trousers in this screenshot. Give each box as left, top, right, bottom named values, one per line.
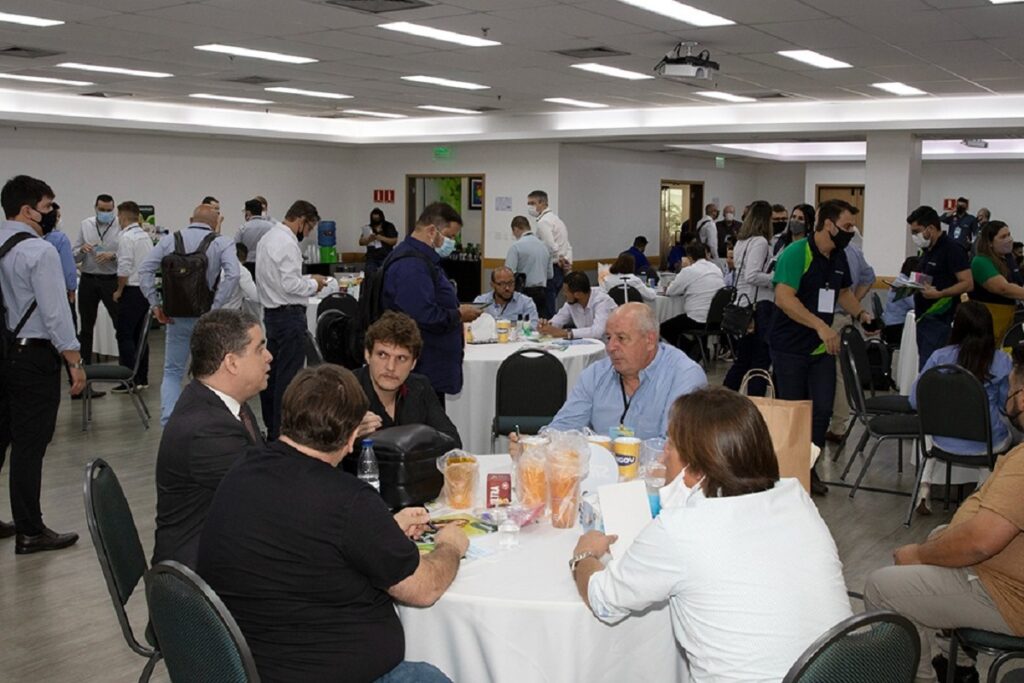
left=723, top=300, right=775, bottom=396
left=660, top=314, right=706, bottom=362
left=261, top=307, right=307, bottom=441
left=771, top=348, right=836, bottom=449
left=115, top=286, right=150, bottom=385
left=78, top=273, right=119, bottom=364
left=0, top=344, right=61, bottom=534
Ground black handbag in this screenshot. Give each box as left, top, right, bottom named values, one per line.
left=721, top=292, right=755, bottom=337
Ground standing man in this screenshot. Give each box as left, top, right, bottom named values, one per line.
left=256, top=200, right=337, bottom=440
left=383, top=202, right=481, bottom=402
left=768, top=199, right=875, bottom=495
left=112, top=201, right=153, bottom=392
left=625, top=237, right=650, bottom=273
left=140, top=204, right=240, bottom=426
left=359, top=207, right=399, bottom=277
left=74, top=193, right=120, bottom=370
left=0, top=175, right=85, bottom=553
left=527, top=190, right=573, bottom=320
left=474, top=266, right=538, bottom=324
left=695, top=203, right=720, bottom=266
left=716, top=204, right=741, bottom=259
left=505, top=215, right=552, bottom=316
left=908, top=205, right=973, bottom=369
left=235, top=198, right=275, bottom=272
left=941, top=197, right=979, bottom=252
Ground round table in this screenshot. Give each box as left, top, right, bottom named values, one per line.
left=649, top=295, right=685, bottom=325
left=446, top=340, right=606, bottom=454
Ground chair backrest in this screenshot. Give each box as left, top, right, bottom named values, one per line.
left=315, top=310, right=362, bottom=370
left=783, top=610, right=920, bottom=683
left=608, top=285, right=644, bottom=305
left=705, top=286, right=736, bottom=327
left=145, top=561, right=260, bottom=683
left=1002, top=322, right=1024, bottom=349
left=871, top=292, right=885, bottom=324
left=917, top=363, right=993, bottom=452
left=304, top=331, right=322, bottom=367
left=82, top=458, right=153, bottom=657
left=131, top=311, right=154, bottom=377
left=495, top=349, right=567, bottom=421
left=316, top=292, right=358, bottom=320
left=839, top=336, right=869, bottom=418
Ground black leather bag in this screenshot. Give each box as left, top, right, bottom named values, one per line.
left=721, top=292, right=755, bottom=337
left=342, top=424, right=456, bottom=509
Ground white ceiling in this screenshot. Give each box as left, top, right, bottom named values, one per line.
left=1, top=0, right=1023, bottom=142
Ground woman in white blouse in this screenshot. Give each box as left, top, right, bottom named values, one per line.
left=569, top=386, right=852, bottom=683
left=601, top=253, right=656, bottom=302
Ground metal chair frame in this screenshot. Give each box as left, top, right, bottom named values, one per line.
left=82, top=311, right=152, bottom=431
left=490, top=348, right=567, bottom=450
left=948, top=628, right=1024, bottom=683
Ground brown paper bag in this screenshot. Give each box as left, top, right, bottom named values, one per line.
left=740, top=370, right=813, bottom=493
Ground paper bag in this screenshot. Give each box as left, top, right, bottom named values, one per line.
left=740, top=370, right=813, bottom=493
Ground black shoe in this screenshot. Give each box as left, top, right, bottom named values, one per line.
left=0, top=519, right=14, bottom=538
left=811, top=469, right=828, bottom=496
left=932, top=654, right=979, bottom=683
left=15, top=527, right=79, bottom=554
left=71, top=389, right=106, bottom=401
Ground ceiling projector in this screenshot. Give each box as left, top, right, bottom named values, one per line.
left=654, top=43, right=719, bottom=82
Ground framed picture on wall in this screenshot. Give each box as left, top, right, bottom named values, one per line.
left=469, top=177, right=484, bottom=210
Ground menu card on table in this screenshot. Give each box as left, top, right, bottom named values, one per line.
left=597, top=480, right=653, bottom=560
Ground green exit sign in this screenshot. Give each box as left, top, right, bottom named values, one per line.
left=433, top=146, right=454, bottom=160
left=715, top=155, right=726, bottom=169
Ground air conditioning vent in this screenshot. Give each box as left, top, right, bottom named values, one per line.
left=325, top=0, right=431, bottom=13
left=0, top=45, right=63, bottom=59
left=224, top=75, right=286, bottom=85
left=554, top=46, right=630, bottom=59
left=80, top=91, right=134, bottom=98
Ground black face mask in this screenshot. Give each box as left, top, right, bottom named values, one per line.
left=371, top=218, right=382, bottom=227
left=772, top=220, right=788, bottom=235
left=38, top=209, right=58, bottom=234
left=957, top=205, right=967, bottom=215
left=831, top=226, right=855, bottom=250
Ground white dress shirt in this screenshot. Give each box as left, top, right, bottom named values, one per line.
left=601, top=273, right=656, bottom=301
left=75, top=215, right=121, bottom=275
left=535, top=209, right=573, bottom=265
left=115, top=224, right=154, bottom=287
left=588, top=478, right=852, bottom=683
left=255, top=223, right=323, bottom=308
left=224, top=261, right=261, bottom=319
left=203, top=382, right=242, bottom=421
left=665, top=259, right=726, bottom=323
left=696, top=214, right=718, bottom=259
left=549, top=287, right=616, bottom=340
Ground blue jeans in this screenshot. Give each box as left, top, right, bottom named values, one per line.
left=261, top=306, right=307, bottom=440
left=771, top=348, right=836, bottom=449
left=545, top=265, right=564, bottom=319
left=375, top=661, right=451, bottom=683
left=916, top=314, right=952, bottom=371
left=160, top=316, right=198, bottom=426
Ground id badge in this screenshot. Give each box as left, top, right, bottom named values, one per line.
left=817, top=288, right=835, bottom=314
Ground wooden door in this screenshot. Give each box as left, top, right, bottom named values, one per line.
left=816, top=185, right=865, bottom=230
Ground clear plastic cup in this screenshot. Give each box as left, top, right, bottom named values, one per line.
left=437, top=450, right=478, bottom=509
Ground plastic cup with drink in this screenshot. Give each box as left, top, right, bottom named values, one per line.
left=437, top=450, right=478, bottom=509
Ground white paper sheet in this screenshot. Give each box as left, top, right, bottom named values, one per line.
left=597, top=480, right=653, bottom=560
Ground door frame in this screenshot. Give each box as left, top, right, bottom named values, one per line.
left=660, top=179, right=705, bottom=267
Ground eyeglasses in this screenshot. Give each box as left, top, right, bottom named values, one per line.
left=493, top=280, right=515, bottom=287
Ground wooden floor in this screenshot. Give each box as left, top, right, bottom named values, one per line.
left=0, top=335, right=965, bottom=682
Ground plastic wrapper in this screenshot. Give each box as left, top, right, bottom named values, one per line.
left=437, top=450, right=478, bottom=509
left=545, top=430, right=591, bottom=529
left=515, top=436, right=549, bottom=510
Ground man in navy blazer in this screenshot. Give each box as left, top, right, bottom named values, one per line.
left=153, top=309, right=271, bottom=569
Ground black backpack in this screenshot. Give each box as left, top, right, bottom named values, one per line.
left=0, top=232, right=38, bottom=359
left=160, top=232, right=219, bottom=317
left=357, top=248, right=440, bottom=331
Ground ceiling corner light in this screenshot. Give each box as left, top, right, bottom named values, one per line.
left=615, top=0, right=733, bottom=27
left=189, top=93, right=274, bottom=104
left=570, top=62, right=655, bottom=80
left=871, top=82, right=927, bottom=96
left=342, top=109, right=407, bottom=119
left=57, top=62, right=173, bottom=78
left=264, top=86, right=352, bottom=100
left=543, top=97, right=608, bottom=108
left=776, top=49, right=852, bottom=69
left=0, top=11, right=64, bottom=27
left=0, top=73, right=92, bottom=86
left=694, top=91, right=756, bottom=103
left=990, top=0, right=1024, bottom=4
left=401, top=75, right=489, bottom=90
left=194, top=44, right=317, bottom=65
left=378, top=22, right=501, bottom=47
left=417, top=105, right=481, bottom=115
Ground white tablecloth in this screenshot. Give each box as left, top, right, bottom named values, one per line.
left=896, top=311, right=918, bottom=394
left=447, top=340, right=606, bottom=454
left=77, top=295, right=117, bottom=358
left=648, top=295, right=685, bottom=325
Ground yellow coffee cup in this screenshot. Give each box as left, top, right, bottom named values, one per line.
left=496, top=319, right=511, bottom=343
left=587, top=434, right=613, bottom=453
left=613, top=437, right=641, bottom=481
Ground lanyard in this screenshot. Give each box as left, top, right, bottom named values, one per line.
left=619, top=375, right=632, bottom=425
left=96, top=220, right=114, bottom=243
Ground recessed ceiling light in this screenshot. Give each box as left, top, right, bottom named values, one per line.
left=0, top=11, right=63, bottom=27
left=570, top=63, right=654, bottom=80
left=189, top=93, right=274, bottom=104
left=777, top=49, right=852, bottom=69
left=614, top=0, right=733, bottom=27
left=990, top=0, right=1024, bottom=4
left=401, top=75, right=489, bottom=90
left=694, top=91, right=756, bottom=103
left=264, top=86, right=352, bottom=100
left=417, top=105, right=481, bottom=115
left=194, top=44, right=317, bottom=65
left=543, top=97, right=608, bottom=109
left=342, top=109, right=407, bottom=119
left=0, top=73, right=92, bottom=86
left=871, top=82, right=927, bottom=96
left=57, top=62, right=173, bottom=78
left=378, top=22, right=501, bottom=47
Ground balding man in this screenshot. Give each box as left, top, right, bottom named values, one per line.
left=473, top=266, right=538, bottom=324
left=505, top=215, right=552, bottom=316
left=140, top=203, right=241, bottom=425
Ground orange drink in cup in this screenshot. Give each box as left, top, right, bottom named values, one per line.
left=613, top=437, right=642, bottom=481
left=587, top=434, right=612, bottom=453
left=516, top=455, right=548, bottom=510
left=438, top=451, right=478, bottom=509
left=547, top=449, right=584, bottom=529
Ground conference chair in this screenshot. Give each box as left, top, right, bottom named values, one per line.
left=304, top=331, right=322, bottom=367
left=83, top=459, right=161, bottom=683
left=947, top=627, right=1024, bottom=683
left=315, top=309, right=363, bottom=370
left=491, top=349, right=567, bottom=451
left=316, top=291, right=358, bottom=320
left=1001, top=322, right=1024, bottom=349
left=145, top=561, right=260, bottom=683
left=678, top=286, right=734, bottom=368
left=82, top=311, right=152, bottom=431
left=905, top=364, right=1009, bottom=526
left=783, top=611, right=919, bottom=683
left=608, top=284, right=645, bottom=305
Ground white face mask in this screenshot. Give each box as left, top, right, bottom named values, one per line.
left=658, top=467, right=705, bottom=509
left=911, top=232, right=930, bottom=249
left=724, top=212, right=734, bottom=222
left=527, top=205, right=540, bottom=219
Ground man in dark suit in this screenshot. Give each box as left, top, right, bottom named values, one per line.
left=153, top=309, right=271, bottom=569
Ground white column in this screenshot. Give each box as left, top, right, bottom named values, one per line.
left=863, top=132, right=922, bottom=277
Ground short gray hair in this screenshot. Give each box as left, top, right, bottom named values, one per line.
left=190, top=309, right=261, bottom=378
left=613, top=302, right=658, bottom=336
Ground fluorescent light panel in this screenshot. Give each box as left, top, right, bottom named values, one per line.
left=0, top=11, right=63, bottom=27
left=543, top=97, right=608, bottom=109
left=401, top=75, right=489, bottom=90
left=777, top=49, right=852, bottom=69
left=990, top=0, right=1024, bottom=4
left=570, top=62, right=654, bottom=80
left=615, top=0, right=733, bottom=26
left=265, top=86, right=351, bottom=100
left=343, top=109, right=406, bottom=119
left=189, top=93, right=273, bottom=104
left=695, top=91, right=756, bottom=103
left=194, top=44, right=317, bottom=65
left=417, top=105, right=481, bottom=114
left=0, top=73, right=92, bottom=86
left=57, top=62, right=173, bottom=78
left=378, top=22, right=500, bottom=47
left=871, top=82, right=927, bottom=96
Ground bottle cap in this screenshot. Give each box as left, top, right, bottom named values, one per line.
left=361, top=439, right=373, bottom=447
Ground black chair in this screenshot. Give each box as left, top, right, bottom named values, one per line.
left=83, top=459, right=161, bottom=682
left=608, top=284, right=645, bottom=305
left=82, top=311, right=152, bottom=431
left=678, top=286, right=734, bottom=367
left=316, top=291, right=358, bottom=320
left=491, top=349, right=567, bottom=450
left=315, top=310, right=363, bottom=370
left=906, top=364, right=1008, bottom=526
left=304, top=331, right=322, bottom=367
left=1001, top=322, right=1024, bottom=349
left=145, top=561, right=260, bottom=683
left=783, top=610, right=919, bottom=683
left=947, top=627, right=1024, bottom=683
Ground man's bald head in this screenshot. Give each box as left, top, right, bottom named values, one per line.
left=192, top=204, right=220, bottom=228
left=606, top=303, right=659, bottom=379
left=610, top=302, right=658, bottom=336
left=492, top=266, right=514, bottom=282
left=491, top=265, right=516, bottom=304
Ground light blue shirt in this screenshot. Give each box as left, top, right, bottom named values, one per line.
left=910, top=345, right=1011, bottom=454
left=139, top=223, right=239, bottom=311
left=473, top=290, right=538, bottom=323
left=235, top=216, right=275, bottom=262
left=845, top=243, right=876, bottom=289
left=505, top=232, right=553, bottom=288
left=882, top=289, right=915, bottom=327
left=548, top=342, right=707, bottom=438
left=43, top=229, right=77, bottom=292
left=0, top=220, right=79, bottom=352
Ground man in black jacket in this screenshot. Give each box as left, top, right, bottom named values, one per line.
left=354, top=311, right=462, bottom=447
left=153, top=309, right=271, bottom=568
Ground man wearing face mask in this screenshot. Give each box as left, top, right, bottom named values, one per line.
left=908, top=205, right=973, bottom=370
left=769, top=204, right=790, bottom=254
left=359, top=207, right=398, bottom=277
left=74, top=193, right=120, bottom=372
left=941, top=197, right=979, bottom=252
left=716, top=204, right=741, bottom=259
left=769, top=199, right=875, bottom=495
left=383, top=202, right=481, bottom=403
left=527, top=191, right=573, bottom=319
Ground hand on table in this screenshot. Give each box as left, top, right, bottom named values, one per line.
left=436, top=523, right=469, bottom=557
left=394, top=507, right=430, bottom=540
left=356, top=411, right=382, bottom=438
left=459, top=304, right=482, bottom=323
left=537, top=322, right=566, bottom=338
left=893, top=544, right=922, bottom=566
left=573, top=531, right=618, bottom=559
left=508, top=432, right=523, bottom=459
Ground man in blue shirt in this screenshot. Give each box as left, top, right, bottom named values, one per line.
left=473, top=267, right=538, bottom=324
left=626, top=236, right=650, bottom=273
left=940, top=197, right=978, bottom=251
left=505, top=216, right=551, bottom=316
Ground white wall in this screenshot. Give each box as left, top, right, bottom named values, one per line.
left=921, top=161, right=1024, bottom=226
left=754, top=162, right=805, bottom=209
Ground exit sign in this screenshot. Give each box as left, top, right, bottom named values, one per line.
left=373, top=189, right=395, bottom=203
left=433, top=145, right=453, bottom=160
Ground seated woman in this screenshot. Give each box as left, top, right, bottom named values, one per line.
left=910, top=301, right=1012, bottom=514
left=570, top=386, right=852, bottom=682
left=602, top=253, right=656, bottom=302
left=354, top=311, right=462, bottom=447
left=969, top=220, right=1024, bottom=341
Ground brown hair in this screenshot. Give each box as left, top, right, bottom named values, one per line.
left=281, top=365, right=368, bottom=453
left=737, top=200, right=772, bottom=242
left=977, top=220, right=1011, bottom=278
left=610, top=252, right=635, bottom=275
left=363, top=310, right=423, bottom=359
left=668, top=386, right=779, bottom=497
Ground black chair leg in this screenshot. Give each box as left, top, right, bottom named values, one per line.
left=849, top=437, right=887, bottom=498
left=987, top=650, right=1024, bottom=683
left=944, top=461, right=953, bottom=511
left=946, top=631, right=960, bottom=683
left=139, top=652, right=161, bottom=683
left=831, top=418, right=857, bottom=461
left=898, top=439, right=904, bottom=474
left=905, top=452, right=929, bottom=527
left=840, top=430, right=871, bottom=480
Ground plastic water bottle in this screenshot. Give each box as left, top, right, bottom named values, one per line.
left=358, top=439, right=380, bottom=492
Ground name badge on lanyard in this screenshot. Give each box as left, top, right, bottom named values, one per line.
left=818, top=287, right=835, bottom=314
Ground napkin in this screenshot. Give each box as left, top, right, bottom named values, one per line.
left=470, top=312, right=497, bottom=341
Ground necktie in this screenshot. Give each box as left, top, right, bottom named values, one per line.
left=239, top=406, right=260, bottom=444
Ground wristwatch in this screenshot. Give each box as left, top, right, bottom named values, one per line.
left=569, top=551, right=595, bottom=574
left=70, top=360, right=85, bottom=369
left=567, top=329, right=573, bottom=340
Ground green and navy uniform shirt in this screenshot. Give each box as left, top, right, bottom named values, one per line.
left=914, top=232, right=970, bottom=321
